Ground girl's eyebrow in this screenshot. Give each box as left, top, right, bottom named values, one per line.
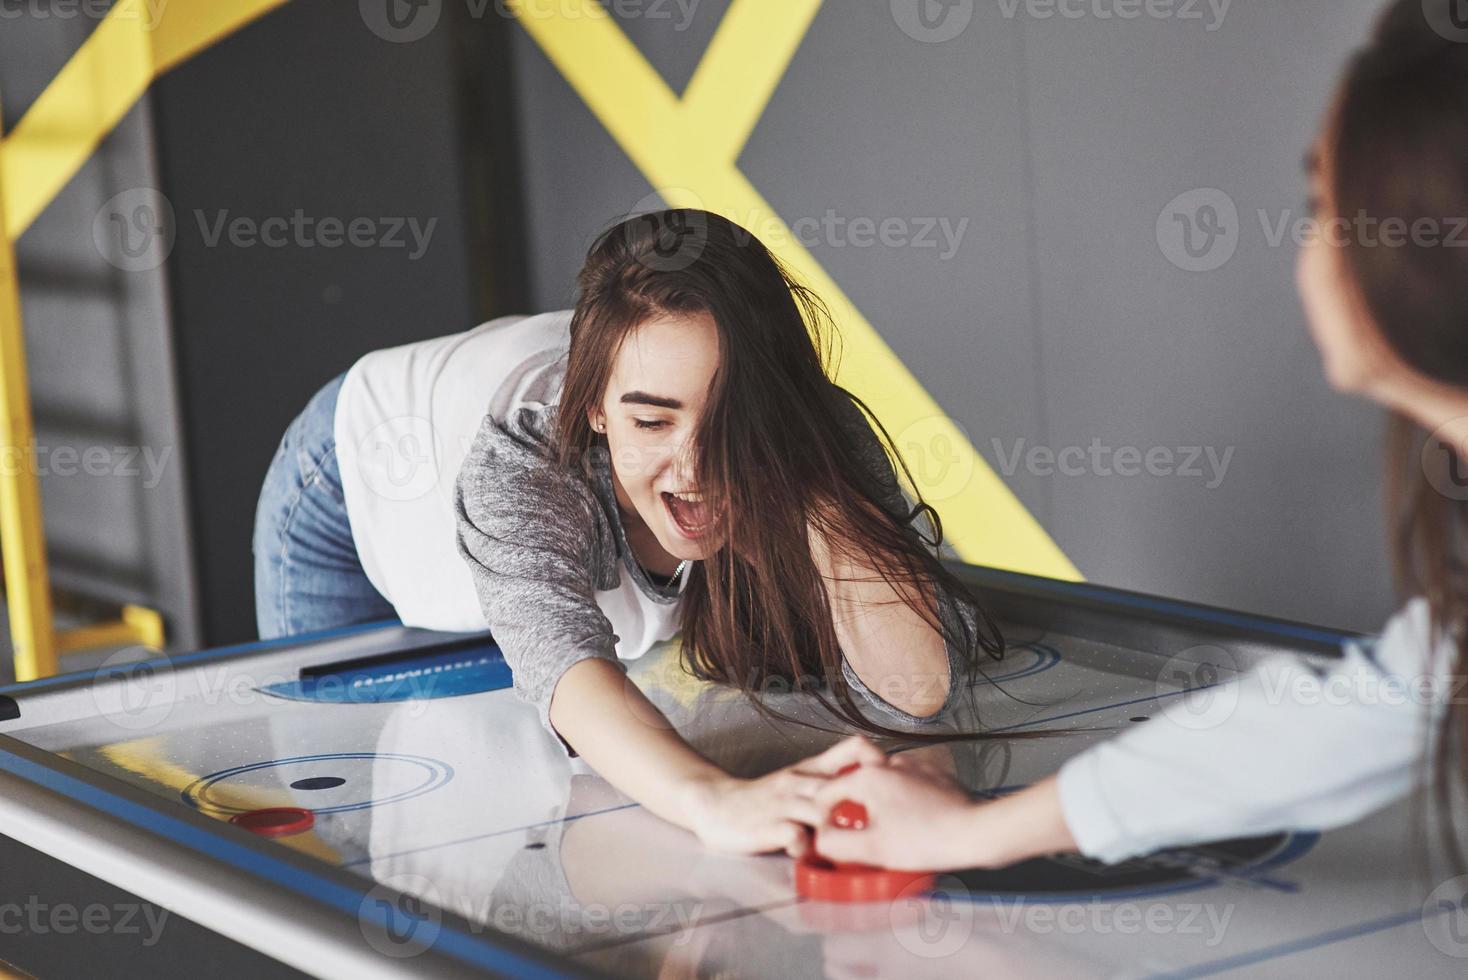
left=620, top=390, right=684, bottom=410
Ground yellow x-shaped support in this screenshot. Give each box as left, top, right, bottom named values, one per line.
left=512, top=0, right=1079, bottom=579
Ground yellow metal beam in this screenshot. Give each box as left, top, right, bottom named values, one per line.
left=55, top=605, right=166, bottom=656
left=0, top=954, right=35, bottom=979
left=513, top=0, right=1081, bottom=579
left=680, top=0, right=824, bottom=162
left=2, top=0, right=289, bottom=241
left=0, top=87, right=58, bottom=682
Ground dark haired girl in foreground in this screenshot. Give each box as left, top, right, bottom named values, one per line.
left=255, top=209, right=1002, bottom=854
left=811, top=0, right=1468, bottom=872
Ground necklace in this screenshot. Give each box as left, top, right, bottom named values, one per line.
left=643, top=558, right=689, bottom=589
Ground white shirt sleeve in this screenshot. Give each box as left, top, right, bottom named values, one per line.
left=1056, top=599, right=1455, bottom=864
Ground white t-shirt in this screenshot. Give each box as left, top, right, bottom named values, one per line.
left=332, top=311, right=684, bottom=657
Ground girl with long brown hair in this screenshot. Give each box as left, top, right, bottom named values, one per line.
left=810, top=0, right=1468, bottom=873
left=255, top=208, right=1003, bottom=855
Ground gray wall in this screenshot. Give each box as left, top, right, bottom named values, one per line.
left=508, top=0, right=1394, bottom=633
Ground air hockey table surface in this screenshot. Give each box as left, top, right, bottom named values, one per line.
left=1, top=565, right=1465, bottom=979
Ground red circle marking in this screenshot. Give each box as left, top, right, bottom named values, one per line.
left=230, top=807, right=314, bottom=837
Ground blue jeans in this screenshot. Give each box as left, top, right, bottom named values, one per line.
left=252, top=372, right=399, bottom=640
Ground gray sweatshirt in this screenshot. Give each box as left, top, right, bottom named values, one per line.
left=453, top=379, right=979, bottom=745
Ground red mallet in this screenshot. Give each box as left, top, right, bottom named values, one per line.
left=795, top=778, right=935, bottom=902
left=230, top=806, right=314, bottom=837
left=795, top=854, right=935, bottom=903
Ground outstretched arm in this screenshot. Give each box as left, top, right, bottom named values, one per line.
left=550, top=660, right=884, bottom=854
left=813, top=599, right=1449, bottom=870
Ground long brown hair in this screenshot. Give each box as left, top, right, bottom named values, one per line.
left=1332, top=0, right=1468, bottom=867
left=555, top=208, right=1005, bottom=739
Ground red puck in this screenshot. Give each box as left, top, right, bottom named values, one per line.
left=795, top=855, right=935, bottom=903
left=230, top=807, right=314, bottom=837
left=830, top=799, right=868, bottom=831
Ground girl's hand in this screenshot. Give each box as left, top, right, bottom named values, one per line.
left=812, top=746, right=1078, bottom=872
left=811, top=745, right=984, bottom=872
left=680, top=736, right=886, bottom=857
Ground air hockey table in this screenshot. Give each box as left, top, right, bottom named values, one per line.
left=1, top=564, right=1465, bottom=978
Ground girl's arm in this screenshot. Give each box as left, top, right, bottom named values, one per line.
left=550, top=659, right=884, bottom=854
left=813, top=600, right=1450, bottom=871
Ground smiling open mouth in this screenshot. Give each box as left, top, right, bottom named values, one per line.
left=662, top=491, right=712, bottom=536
